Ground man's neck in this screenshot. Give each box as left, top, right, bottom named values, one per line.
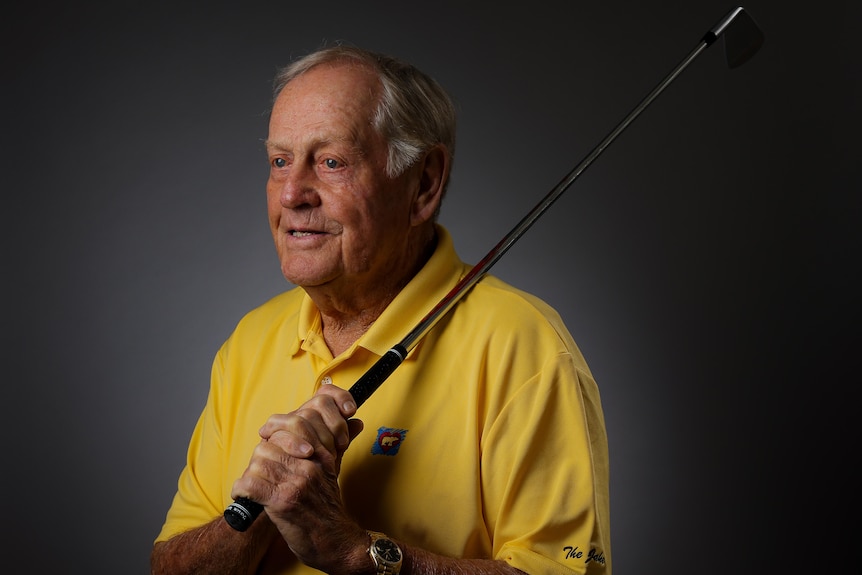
left=308, top=226, right=438, bottom=357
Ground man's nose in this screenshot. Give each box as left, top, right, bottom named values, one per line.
left=280, top=163, right=319, bottom=208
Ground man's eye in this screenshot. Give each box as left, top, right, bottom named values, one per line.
left=273, top=158, right=287, bottom=168
left=324, top=158, right=339, bottom=169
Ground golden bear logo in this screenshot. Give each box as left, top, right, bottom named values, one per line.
left=371, top=427, right=408, bottom=456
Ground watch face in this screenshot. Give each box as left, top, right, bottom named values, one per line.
left=373, top=538, right=403, bottom=562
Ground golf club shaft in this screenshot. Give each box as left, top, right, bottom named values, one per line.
left=348, top=33, right=713, bottom=407
left=224, top=6, right=759, bottom=532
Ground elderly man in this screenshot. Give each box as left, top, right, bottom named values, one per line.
left=152, top=45, right=611, bottom=575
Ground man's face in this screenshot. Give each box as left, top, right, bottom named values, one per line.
left=265, top=63, right=420, bottom=293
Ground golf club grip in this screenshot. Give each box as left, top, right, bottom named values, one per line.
left=224, top=497, right=262, bottom=531
left=348, top=346, right=406, bottom=408
left=223, top=346, right=407, bottom=531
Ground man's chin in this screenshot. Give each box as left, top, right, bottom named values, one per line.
left=281, top=267, right=334, bottom=289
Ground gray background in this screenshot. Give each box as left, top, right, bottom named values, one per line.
left=3, top=0, right=857, bottom=573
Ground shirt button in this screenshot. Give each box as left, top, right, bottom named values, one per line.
left=321, top=376, right=333, bottom=386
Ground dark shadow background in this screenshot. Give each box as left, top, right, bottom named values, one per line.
left=3, top=1, right=857, bottom=573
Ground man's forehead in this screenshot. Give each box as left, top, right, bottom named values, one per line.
left=271, top=70, right=377, bottom=122
left=264, top=114, right=378, bottom=158
left=279, top=62, right=380, bottom=104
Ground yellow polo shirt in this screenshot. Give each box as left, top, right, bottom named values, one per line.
left=156, top=225, right=611, bottom=574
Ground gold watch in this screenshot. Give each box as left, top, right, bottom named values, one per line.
left=367, top=531, right=403, bottom=575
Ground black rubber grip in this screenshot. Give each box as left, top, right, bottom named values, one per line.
left=224, top=496, right=263, bottom=532
left=347, top=346, right=406, bottom=408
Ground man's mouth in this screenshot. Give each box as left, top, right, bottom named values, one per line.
left=289, top=230, right=320, bottom=237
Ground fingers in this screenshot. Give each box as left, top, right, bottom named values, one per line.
left=231, top=384, right=364, bottom=507
left=229, top=439, right=298, bottom=501
left=314, top=382, right=358, bottom=417
left=229, top=438, right=335, bottom=508
left=262, top=409, right=336, bottom=458
left=315, top=379, right=365, bottom=442
left=259, top=384, right=362, bottom=457
left=347, top=418, right=365, bottom=442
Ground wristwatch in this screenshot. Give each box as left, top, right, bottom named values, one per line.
left=367, top=530, right=403, bottom=575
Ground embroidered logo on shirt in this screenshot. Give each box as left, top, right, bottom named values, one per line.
left=371, top=427, right=408, bottom=456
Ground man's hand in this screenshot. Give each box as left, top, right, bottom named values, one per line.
left=230, top=384, right=369, bottom=574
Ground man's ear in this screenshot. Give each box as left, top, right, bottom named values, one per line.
left=411, top=144, right=449, bottom=225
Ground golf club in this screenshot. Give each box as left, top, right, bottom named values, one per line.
left=224, top=5, right=765, bottom=532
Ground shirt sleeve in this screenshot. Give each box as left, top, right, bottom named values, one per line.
left=485, top=352, right=611, bottom=574
left=154, top=346, right=230, bottom=542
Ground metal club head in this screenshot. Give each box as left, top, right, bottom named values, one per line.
left=706, top=6, right=766, bottom=68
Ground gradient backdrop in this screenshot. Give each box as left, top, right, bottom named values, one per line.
left=4, top=1, right=857, bottom=573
